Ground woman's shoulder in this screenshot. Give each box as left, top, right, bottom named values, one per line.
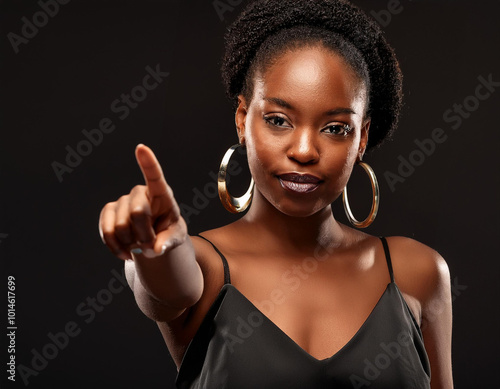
left=342, top=229, right=450, bottom=296
left=189, top=222, right=242, bottom=259
left=384, top=236, right=449, bottom=282
left=188, top=224, right=240, bottom=290
left=166, top=229, right=232, bottom=347
left=189, top=225, right=233, bottom=282
left=383, top=236, right=451, bottom=315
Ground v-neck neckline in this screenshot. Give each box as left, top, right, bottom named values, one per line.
left=176, top=279, right=431, bottom=388
left=222, top=282, right=394, bottom=363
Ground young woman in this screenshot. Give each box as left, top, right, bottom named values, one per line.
left=99, top=0, right=453, bottom=387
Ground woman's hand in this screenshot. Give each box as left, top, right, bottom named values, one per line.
left=98, top=144, right=202, bottom=320
left=99, top=143, right=187, bottom=261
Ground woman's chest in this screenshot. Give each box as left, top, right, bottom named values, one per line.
left=175, top=283, right=430, bottom=389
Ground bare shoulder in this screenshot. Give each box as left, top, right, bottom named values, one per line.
left=171, top=231, right=229, bottom=327
left=385, top=236, right=449, bottom=274
left=189, top=228, right=230, bottom=279
left=384, top=236, right=451, bottom=307
left=187, top=226, right=234, bottom=295
left=384, top=236, right=454, bottom=387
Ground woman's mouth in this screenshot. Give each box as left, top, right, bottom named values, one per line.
left=277, top=173, right=322, bottom=194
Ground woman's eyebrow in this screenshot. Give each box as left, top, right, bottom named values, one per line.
left=325, top=107, right=357, bottom=116
left=263, top=96, right=357, bottom=115
left=263, top=97, right=293, bottom=109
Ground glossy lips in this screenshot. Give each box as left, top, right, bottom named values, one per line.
left=277, top=173, right=322, bottom=194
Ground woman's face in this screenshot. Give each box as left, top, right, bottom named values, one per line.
left=236, top=45, right=370, bottom=217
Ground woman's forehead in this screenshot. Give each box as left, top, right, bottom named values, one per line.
left=252, top=46, right=368, bottom=115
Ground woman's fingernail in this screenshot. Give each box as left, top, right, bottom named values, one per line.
left=143, top=248, right=157, bottom=258
left=131, top=248, right=143, bottom=255
left=160, top=244, right=168, bottom=255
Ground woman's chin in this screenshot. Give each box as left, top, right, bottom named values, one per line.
left=273, top=200, right=330, bottom=219
left=252, top=187, right=334, bottom=218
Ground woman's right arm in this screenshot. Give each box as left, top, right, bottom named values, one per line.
left=98, top=144, right=204, bottom=322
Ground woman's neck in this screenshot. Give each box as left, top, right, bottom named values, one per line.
left=239, top=189, right=345, bottom=255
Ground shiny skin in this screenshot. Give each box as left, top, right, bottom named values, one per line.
left=100, top=44, right=453, bottom=389
left=237, top=45, right=370, bottom=219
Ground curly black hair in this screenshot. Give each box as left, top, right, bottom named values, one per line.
left=221, top=0, right=403, bottom=150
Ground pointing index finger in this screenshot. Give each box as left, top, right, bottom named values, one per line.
left=135, top=144, right=169, bottom=199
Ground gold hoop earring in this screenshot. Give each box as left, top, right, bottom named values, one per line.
left=218, top=144, right=255, bottom=213
left=342, top=161, right=380, bottom=228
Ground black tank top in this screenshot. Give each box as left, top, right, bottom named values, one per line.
left=176, top=236, right=431, bottom=388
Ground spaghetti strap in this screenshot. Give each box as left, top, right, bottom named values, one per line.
left=197, top=234, right=231, bottom=285
left=379, top=237, right=395, bottom=283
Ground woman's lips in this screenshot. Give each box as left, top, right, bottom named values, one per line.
left=277, top=173, right=322, bottom=194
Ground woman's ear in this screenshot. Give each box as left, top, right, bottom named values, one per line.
left=358, top=119, right=371, bottom=161
left=235, top=94, right=248, bottom=144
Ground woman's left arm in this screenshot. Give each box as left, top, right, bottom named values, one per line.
left=420, top=251, right=453, bottom=389
left=389, top=237, right=453, bottom=389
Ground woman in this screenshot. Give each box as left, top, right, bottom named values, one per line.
left=99, top=0, right=453, bottom=387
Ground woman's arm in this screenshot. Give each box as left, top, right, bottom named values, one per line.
left=100, top=144, right=204, bottom=323
left=420, top=251, right=453, bottom=389
left=125, top=235, right=204, bottom=322
left=388, top=237, right=454, bottom=389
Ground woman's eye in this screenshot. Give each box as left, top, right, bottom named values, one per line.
left=264, top=116, right=290, bottom=127
left=322, top=124, right=352, bottom=136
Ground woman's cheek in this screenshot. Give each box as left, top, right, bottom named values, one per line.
left=249, top=143, right=275, bottom=187
left=246, top=123, right=276, bottom=171
left=245, top=135, right=268, bottom=185
left=326, top=145, right=356, bottom=192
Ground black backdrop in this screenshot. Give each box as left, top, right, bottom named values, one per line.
left=1, top=0, right=499, bottom=388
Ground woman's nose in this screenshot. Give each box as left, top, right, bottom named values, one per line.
left=286, top=128, right=320, bottom=165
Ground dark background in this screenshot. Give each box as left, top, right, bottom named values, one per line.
left=1, top=0, right=499, bottom=388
